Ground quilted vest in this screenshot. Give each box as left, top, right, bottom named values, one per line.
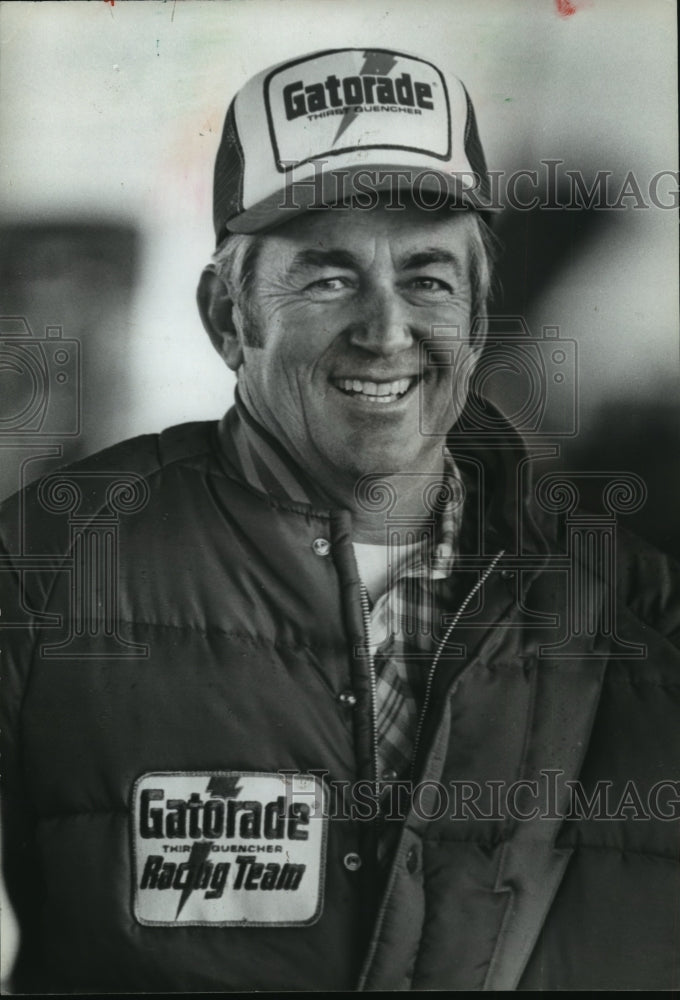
left=1, top=414, right=679, bottom=991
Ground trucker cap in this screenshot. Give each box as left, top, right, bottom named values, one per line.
left=213, top=47, right=494, bottom=243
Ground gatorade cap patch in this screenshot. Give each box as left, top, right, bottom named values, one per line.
left=264, top=49, right=451, bottom=170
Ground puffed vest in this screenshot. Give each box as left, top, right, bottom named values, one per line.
left=1, top=410, right=679, bottom=991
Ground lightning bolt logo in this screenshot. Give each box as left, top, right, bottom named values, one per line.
left=175, top=840, right=212, bottom=919
left=332, top=50, right=398, bottom=145
left=207, top=774, right=243, bottom=799
left=174, top=774, right=242, bottom=919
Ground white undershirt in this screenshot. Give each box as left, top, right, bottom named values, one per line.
left=352, top=540, right=424, bottom=605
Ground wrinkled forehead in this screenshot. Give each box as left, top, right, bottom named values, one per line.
left=253, top=200, right=479, bottom=273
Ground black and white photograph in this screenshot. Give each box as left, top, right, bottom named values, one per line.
left=1, top=0, right=678, bottom=991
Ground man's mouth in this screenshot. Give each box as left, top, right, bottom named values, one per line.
left=330, top=376, right=417, bottom=404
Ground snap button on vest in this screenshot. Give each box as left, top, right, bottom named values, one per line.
left=405, top=846, right=419, bottom=874
left=343, top=852, right=362, bottom=872
left=312, top=537, right=331, bottom=556
left=338, top=690, right=357, bottom=707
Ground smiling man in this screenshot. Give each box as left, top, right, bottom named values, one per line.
left=198, top=203, right=487, bottom=540
left=2, top=47, right=679, bottom=994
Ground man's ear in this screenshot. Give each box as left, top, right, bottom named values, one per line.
left=196, top=265, right=244, bottom=371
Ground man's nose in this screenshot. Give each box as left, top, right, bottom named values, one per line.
left=348, top=289, right=415, bottom=356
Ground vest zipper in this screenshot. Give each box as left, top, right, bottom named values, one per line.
left=360, top=582, right=381, bottom=815
left=357, top=548, right=506, bottom=990
left=409, top=548, right=505, bottom=781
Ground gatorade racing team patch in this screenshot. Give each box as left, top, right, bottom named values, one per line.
left=132, top=771, right=328, bottom=926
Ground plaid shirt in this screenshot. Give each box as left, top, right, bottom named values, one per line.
left=228, top=390, right=463, bottom=786
left=361, top=449, right=464, bottom=783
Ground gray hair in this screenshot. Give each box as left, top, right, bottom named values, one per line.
left=211, top=210, right=497, bottom=349
left=211, top=232, right=264, bottom=347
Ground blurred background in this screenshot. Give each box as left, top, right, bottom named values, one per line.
left=0, top=0, right=678, bottom=552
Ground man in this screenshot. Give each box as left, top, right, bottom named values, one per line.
left=1, top=47, right=679, bottom=993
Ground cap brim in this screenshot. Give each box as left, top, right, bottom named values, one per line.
left=224, top=163, right=500, bottom=236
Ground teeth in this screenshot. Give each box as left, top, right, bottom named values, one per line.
left=334, top=377, right=413, bottom=400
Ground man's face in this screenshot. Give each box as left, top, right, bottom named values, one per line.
left=232, top=202, right=481, bottom=482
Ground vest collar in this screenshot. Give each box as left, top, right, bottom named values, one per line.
left=215, top=388, right=550, bottom=561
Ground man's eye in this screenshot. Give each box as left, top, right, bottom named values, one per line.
left=410, top=277, right=453, bottom=293
left=306, top=276, right=352, bottom=292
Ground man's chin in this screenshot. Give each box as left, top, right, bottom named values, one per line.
left=323, top=441, right=423, bottom=483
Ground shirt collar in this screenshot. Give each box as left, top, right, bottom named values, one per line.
left=225, top=386, right=464, bottom=578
